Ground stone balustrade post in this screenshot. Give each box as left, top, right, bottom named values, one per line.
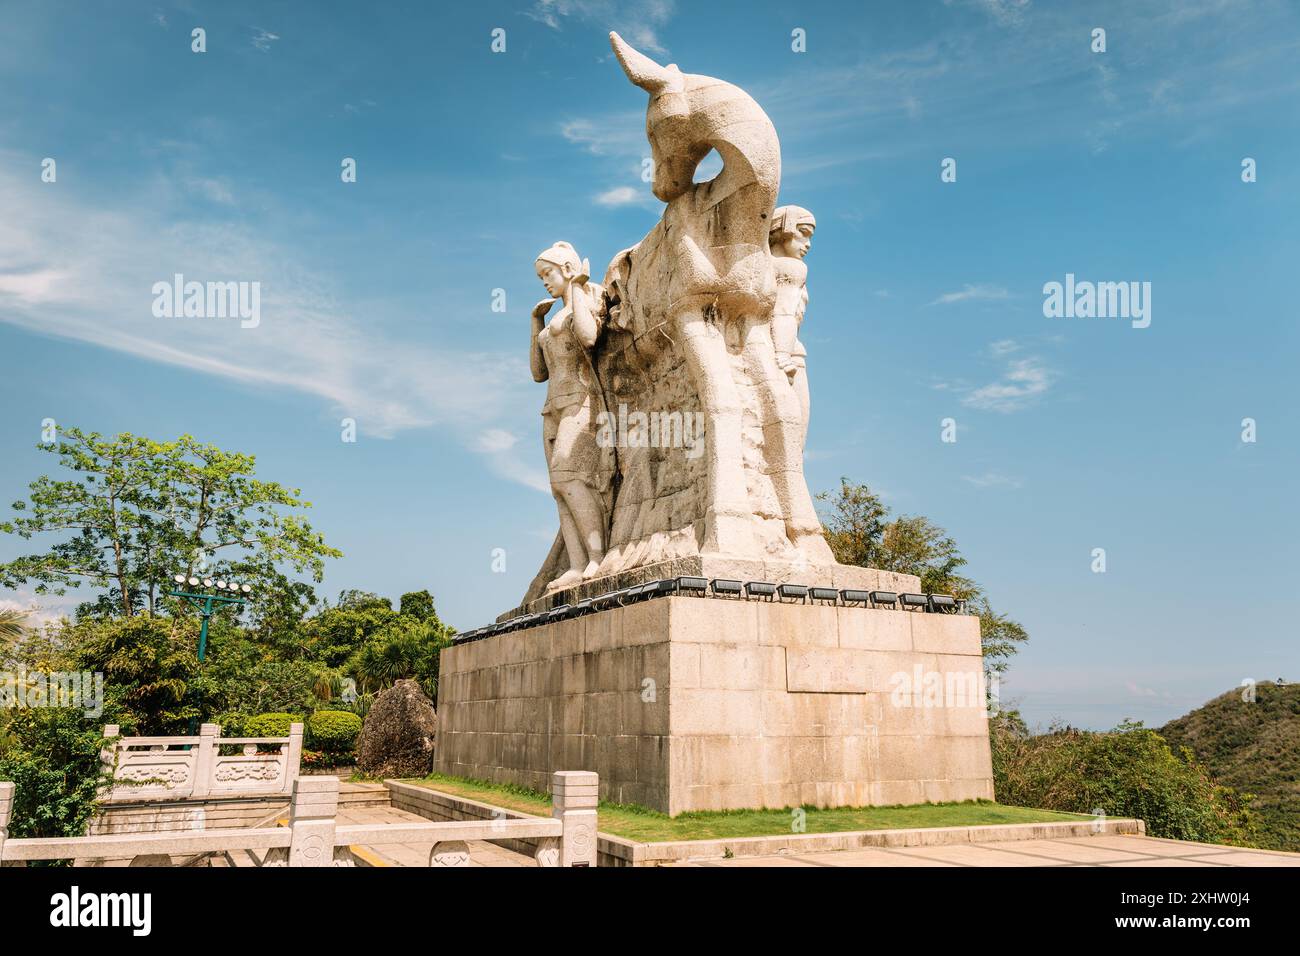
left=284, top=722, right=305, bottom=794
left=0, top=781, right=13, bottom=862
left=191, top=723, right=219, bottom=798
left=97, top=725, right=120, bottom=801
left=288, top=775, right=339, bottom=867
left=551, top=770, right=598, bottom=867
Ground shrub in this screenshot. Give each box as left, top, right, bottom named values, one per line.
left=214, top=712, right=248, bottom=737
left=991, top=715, right=1254, bottom=845
left=307, top=710, right=362, bottom=754
left=301, top=749, right=355, bottom=771
left=243, top=712, right=300, bottom=739
left=0, top=703, right=123, bottom=840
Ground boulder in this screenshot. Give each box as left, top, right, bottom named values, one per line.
left=356, top=679, right=438, bottom=778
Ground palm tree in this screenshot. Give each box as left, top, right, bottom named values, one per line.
left=0, top=607, right=28, bottom=642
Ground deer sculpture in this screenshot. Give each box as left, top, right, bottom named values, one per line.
left=609, top=32, right=832, bottom=564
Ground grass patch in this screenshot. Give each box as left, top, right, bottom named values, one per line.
left=410, top=772, right=1091, bottom=843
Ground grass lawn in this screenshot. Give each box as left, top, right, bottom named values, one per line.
left=409, top=772, right=1092, bottom=843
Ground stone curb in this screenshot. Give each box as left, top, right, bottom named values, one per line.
left=388, top=781, right=1144, bottom=867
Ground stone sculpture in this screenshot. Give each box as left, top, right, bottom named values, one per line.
left=530, top=242, right=609, bottom=590
left=769, top=205, right=816, bottom=449
left=444, top=33, right=996, bottom=817
left=520, top=33, right=837, bottom=606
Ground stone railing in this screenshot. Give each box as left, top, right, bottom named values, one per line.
left=100, top=722, right=303, bottom=802
left=0, top=772, right=598, bottom=867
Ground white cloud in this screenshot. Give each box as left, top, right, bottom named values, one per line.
left=250, top=28, right=280, bottom=53
left=475, top=429, right=519, bottom=453
left=474, top=430, right=550, bottom=492
left=594, top=185, right=642, bottom=207
left=962, top=356, right=1054, bottom=413
left=944, top=0, right=1032, bottom=27
left=929, top=283, right=1011, bottom=306
left=1126, top=680, right=1172, bottom=700
left=0, top=157, right=546, bottom=492
left=0, top=269, right=67, bottom=304
left=528, top=1, right=675, bottom=54
left=0, top=589, right=75, bottom=630
left=560, top=117, right=646, bottom=158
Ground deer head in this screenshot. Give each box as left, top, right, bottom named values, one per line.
left=610, top=32, right=725, bottom=202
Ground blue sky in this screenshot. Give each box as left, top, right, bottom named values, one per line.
left=1, top=0, right=1297, bottom=730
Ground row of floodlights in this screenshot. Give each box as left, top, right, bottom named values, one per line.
left=171, top=573, right=252, bottom=594
left=453, top=577, right=964, bottom=645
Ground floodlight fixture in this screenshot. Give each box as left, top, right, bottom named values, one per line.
left=647, top=579, right=677, bottom=597
left=899, top=593, right=928, bottom=611
left=710, top=578, right=743, bottom=597
left=840, top=589, right=871, bottom=606
left=777, top=583, right=809, bottom=602
left=869, top=591, right=898, bottom=608
left=745, top=581, right=777, bottom=599
left=809, top=587, right=839, bottom=604
left=928, top=594, right=958, bottom=614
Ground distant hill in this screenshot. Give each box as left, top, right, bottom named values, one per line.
left=1159, top=682, right=1300, bottom=852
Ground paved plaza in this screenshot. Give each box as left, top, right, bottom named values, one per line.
left=673, top=834, right=1300, bottom=868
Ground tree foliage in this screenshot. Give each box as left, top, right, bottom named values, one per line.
left=0, top=425, right=460, bottom=842
left=0, top=427, right=341, bottom=618
left=818, top=478, right=1028, bottom=675
left=69, top=616, right=196, bottom=736
left=990, top=715, right=1255, bottom=845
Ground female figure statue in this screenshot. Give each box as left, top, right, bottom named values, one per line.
left=769, top=206, right=816, bottom=449
left=530, top=241, right=608, bottom=590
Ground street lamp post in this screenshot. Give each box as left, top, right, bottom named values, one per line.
left=166, top=573, right=253, bottom=734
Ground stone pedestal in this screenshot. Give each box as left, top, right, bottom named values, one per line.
left=437, top=595, right=994, bottom=815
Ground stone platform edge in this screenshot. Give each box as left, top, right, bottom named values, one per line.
left=500, top=557, right=924, bottom=621
left=386, top=780, right=1145, bottom=868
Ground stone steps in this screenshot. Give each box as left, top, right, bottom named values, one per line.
left=338, top=782, right=391, bottom=809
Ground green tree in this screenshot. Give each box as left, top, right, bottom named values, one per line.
left=399, top=589, right=436, bottom=621
left=0, top=606, right=27, bottom=642
left=816, top=478, right=888, bottom=568
left=976, top=598, right=1029, bottom=677
left=301, top=592, right=399, bottom=668
left=352, top=609, right=454, bottom=699
left=70, top=616, right=197, bottom=735
left=818, top=478, right=1028, bottom=676
left=0, top=427, right=341, bottom=619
